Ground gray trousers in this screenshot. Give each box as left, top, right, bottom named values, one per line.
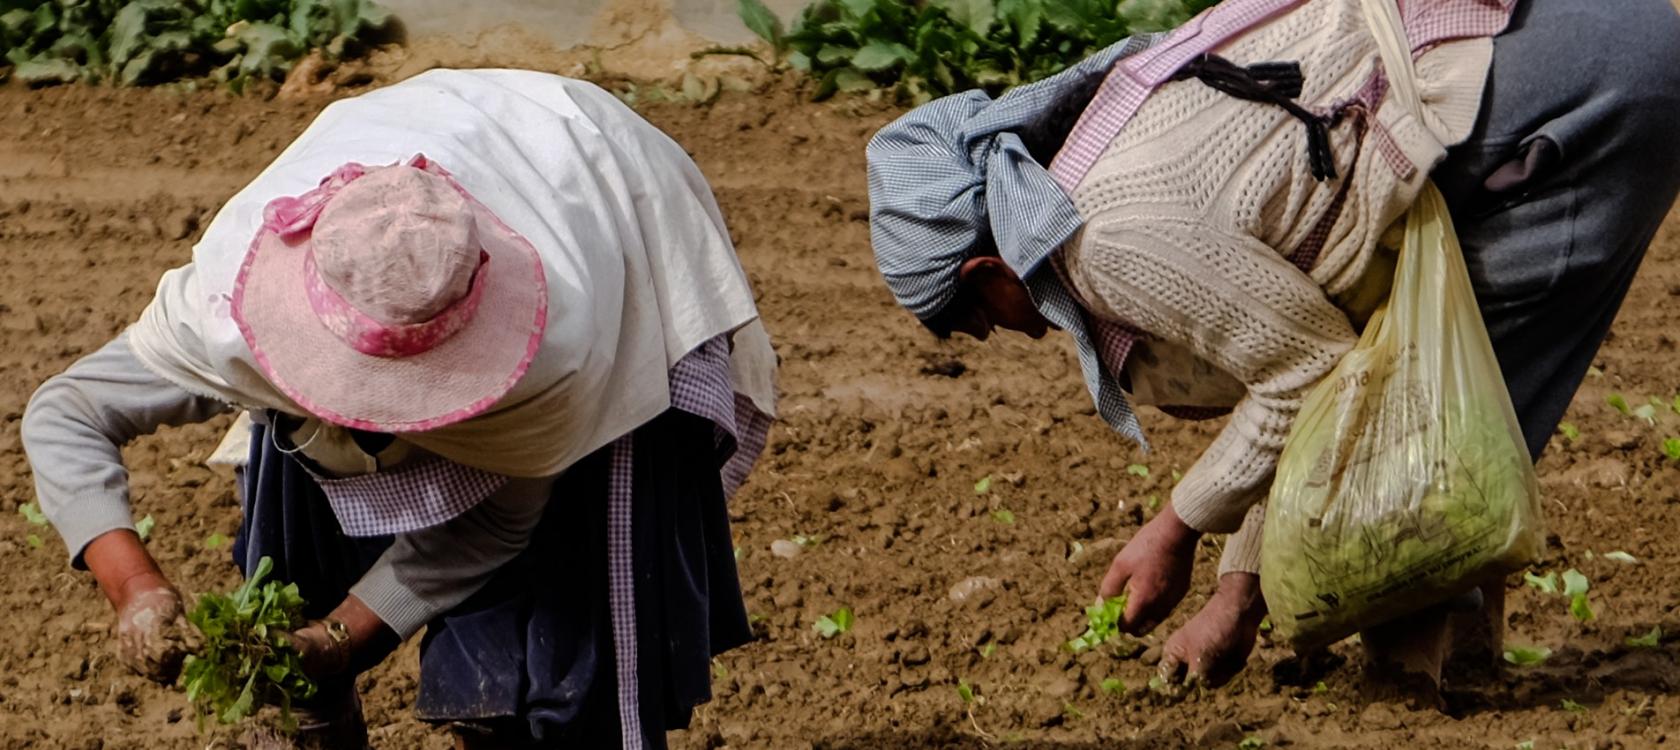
left=1436, top=0, right=1680, bottom=460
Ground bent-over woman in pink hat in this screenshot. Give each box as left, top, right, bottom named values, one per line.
left=21, top=69, right=778, bottom=749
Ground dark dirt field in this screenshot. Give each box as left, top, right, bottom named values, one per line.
left=2, top=55, right=1679, bottom=750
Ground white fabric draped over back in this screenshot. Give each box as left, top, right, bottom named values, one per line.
left=129, top=69, right=776, bottom=478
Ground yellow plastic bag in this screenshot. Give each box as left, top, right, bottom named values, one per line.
left=1259, top=183, right=1545, bottom=650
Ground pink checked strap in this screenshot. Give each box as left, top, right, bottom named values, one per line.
left=1050, top=0, right=1306, bottom=191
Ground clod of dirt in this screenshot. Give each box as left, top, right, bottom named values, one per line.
left=770, top=539, right=802, bottom=559
left=1601, top=430, right=1642, bottom=452
left=1195, top=720, right=1245, bottom=747
left=918, top=354, right=967, bottom=378
left=946, top=576, right=1002, bottom=606
left=163, top=208, right=200, bottom=241
left=1357, top=702, right=1405, bottom=730
left=1557, top=457, right=1632, bottom=489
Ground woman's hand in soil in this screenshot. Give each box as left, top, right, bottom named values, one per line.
left=115, top=581, right=201, bottom=683
left=1157, top=572, right=1267, bottom=689
left=84, top=529, right=201, bottom=683
left=1100, top=504, right=1201, bottom=634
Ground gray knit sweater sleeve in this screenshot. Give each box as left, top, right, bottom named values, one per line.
left=22, top=335, right=554, bottom=639
left=21, top=334, right=233, bottom=566
left=351, top=475, right=555, bottom=638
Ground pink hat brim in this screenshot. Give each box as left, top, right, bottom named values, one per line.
left=232, top=168, right=548, bottom=433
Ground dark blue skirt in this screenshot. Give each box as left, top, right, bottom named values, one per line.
left=231, top=410, right=752, bottom=747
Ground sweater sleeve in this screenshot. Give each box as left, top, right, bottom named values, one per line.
left=349, top=474, right=555, bottom=638
left=20, top=335, right=234, bottom=565
left=1062, top=213, right=1357, bottom=534
left=1218, top=503, right=1266, bottom=575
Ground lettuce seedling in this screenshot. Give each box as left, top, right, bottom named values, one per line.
left=19, top=502, right=48, bottom=527
left=1626, top=626, right=1663, bottom=649
left=813, top=606, right=854, bottom=639
left=181, top=556, right=316, bottom=730
left=1607, top=393, right=1631, bottom=415
left=1066, top=595, right=1126, bottom=653
left=1562, top=569, right=1595, bottom=623
left=1503, top=645, right=1551, bottom=666
left=1524, top=571, right=1559, bottom=594
left=136, top=515, right=157, bottom=542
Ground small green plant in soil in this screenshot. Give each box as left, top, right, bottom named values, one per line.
left=1663, top=437, right=1680, bottom=461
left=1562, top=569, right=1595, bottom=623
left=1626, top=626, right=1663, bottom=649
left=181, top=556, right=316, bottom=730
left=1502, top=645, right=1551, bottom=667
left=19, top=501, right=48, bottom=549
left=1066, top=594, right=1126, bottom=653
left=135, top=514, right=156, bottom=541
left=1557, top=421, right=1580, bottom=442
left=1524, top=570, right=1559, bottom=594
left=1607, top=393, right=1632, bottom=416
left=813, top=606, right=855, bottom=639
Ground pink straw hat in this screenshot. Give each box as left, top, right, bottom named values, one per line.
left=232, top=155, right=547, bottom=433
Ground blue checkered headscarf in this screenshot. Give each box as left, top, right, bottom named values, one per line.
left=864, top=35, right=1162, bottom=446
left=865, top=35, right=1157, bottom=320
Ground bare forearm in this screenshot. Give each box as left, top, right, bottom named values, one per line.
left=83, top=529, right=169, bottom=609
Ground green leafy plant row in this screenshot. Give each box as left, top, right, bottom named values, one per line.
left=738, top=0, right=1220, bottom=102
left=1, top=0, right=395, bottom=88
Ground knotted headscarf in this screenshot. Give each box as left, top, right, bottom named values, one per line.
left=865, top=35, right=1160, bottom=321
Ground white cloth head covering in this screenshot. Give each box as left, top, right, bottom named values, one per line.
left=129, top=69, right=777, bottom=478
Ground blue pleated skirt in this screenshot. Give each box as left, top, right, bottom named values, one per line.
left=231, top=409, right=751, bottom=747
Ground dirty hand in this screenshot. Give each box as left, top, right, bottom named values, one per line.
left=1099, top=504, right=1200, bottom=635
left=1157, top=572, right=1267, bottom=689
left=115, top=580, right=201, bottom=683
left=285, top=620, right=353, bottom=679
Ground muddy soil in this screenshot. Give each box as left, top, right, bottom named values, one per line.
left=2, top=63, right=1679, bottom=750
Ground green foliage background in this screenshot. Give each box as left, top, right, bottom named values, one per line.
left=739, top=0, right=1221, bottom=102
left=0, top=0, right=394, bottom=87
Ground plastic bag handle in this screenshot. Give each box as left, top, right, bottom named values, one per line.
left=1359, top=0, right=1424, bottom=119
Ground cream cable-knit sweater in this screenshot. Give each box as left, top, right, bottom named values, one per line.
left=1059, top=0, right=1496, bottom=574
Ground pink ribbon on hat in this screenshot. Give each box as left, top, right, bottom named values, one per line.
left=263, top=155, right=457, bottom=240
left=264, top=162, right=371, bottom=239
left=264, top=154, right=490, bottom=359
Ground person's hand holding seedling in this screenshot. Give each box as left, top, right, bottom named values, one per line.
left=1100, top=504, right=1200, bottom=634
left=282, top=596, right=394, bottom=679
left=83, top=529, right=201, bottom=683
